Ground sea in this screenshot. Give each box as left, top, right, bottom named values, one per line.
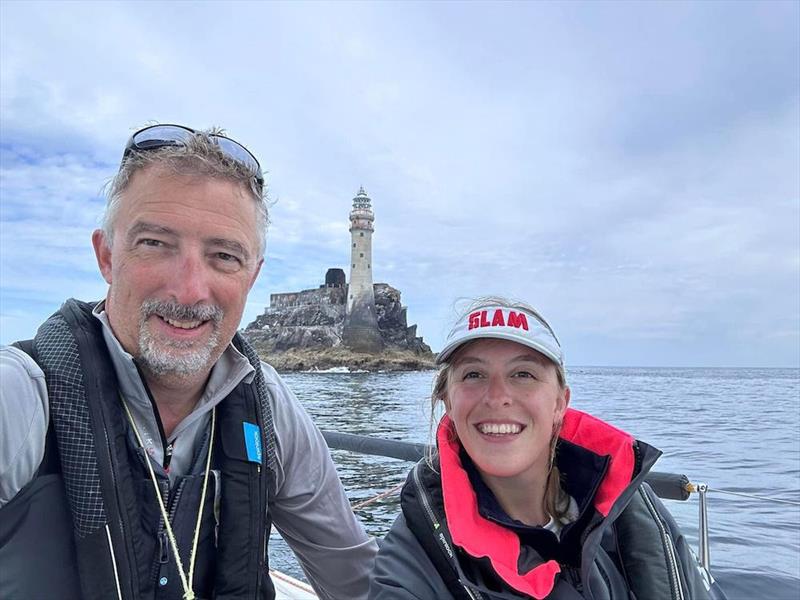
left=268, top=367, right=800, bottom=600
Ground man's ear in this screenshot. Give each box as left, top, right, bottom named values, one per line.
left=248, top=258, right=264, bottom=291
left=92, top=229, right=113, bottom=284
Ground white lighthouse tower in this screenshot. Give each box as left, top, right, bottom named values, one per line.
left=342, top=187, right=382, bottom=352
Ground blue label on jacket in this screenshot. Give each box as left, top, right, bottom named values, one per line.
left=243, top=422, right=262, bottom=464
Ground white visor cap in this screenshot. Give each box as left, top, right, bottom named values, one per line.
left=436, top=306, right=565, bottom=381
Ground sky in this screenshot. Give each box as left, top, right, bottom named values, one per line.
left=1, top=0, right=798, bottom=367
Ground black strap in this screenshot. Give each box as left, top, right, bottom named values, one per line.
left=10, top=339, right=60, bottom=476
left=11, top=338, right=35, bottom=358
left=35, top=421, right=61, bottom=476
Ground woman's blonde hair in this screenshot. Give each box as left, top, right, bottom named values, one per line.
left=429, top=296, right=571, bottom=522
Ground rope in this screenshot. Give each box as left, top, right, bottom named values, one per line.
left=351, top=482, right=404, bottom=511
left=708, top=487, right=800, bottom=506
left=188, top=409, right=216, bottom=589
left=122, top=398, right=215, bottom=600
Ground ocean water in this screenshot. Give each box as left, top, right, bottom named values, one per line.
left=269, top=367, right=800, bottom=599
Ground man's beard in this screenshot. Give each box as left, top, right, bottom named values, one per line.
left=137, top=299, right=224, bottom=377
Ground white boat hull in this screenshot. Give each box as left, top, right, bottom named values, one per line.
left=271, top=569, right=318, bottom=599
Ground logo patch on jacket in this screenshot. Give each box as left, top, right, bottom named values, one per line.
left=243, top=422, right=263, bottom=463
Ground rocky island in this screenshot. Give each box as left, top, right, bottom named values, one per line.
left=243, top=188, right=436, bottom=372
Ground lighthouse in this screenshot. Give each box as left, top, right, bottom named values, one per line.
left=342, top=187, right=383, bottom=352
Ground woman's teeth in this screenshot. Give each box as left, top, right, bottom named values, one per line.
left=477, top=423, right=522, bottom=435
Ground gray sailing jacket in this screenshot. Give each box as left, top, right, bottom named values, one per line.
left=0, top=299, right=377, bottom=600
left=370, top=410, right=726, bottom=600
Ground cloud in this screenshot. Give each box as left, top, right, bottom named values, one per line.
left=1, top=1, right=797, bottom=366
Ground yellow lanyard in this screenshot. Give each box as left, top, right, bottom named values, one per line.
left=121, top=397, right=215, bottom=600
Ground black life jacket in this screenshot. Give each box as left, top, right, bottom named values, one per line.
left=0, top=299, right=277, bottom=600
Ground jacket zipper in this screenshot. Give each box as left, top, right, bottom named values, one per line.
left=167, top=478, right=187, bottom=523
left=412, top=465, right=440, bottom=530
left=563, top=566, right=582, bottom=593
left=153, top=478, right=187, bottom=586
left=412, top=466, right=480, bottom=600
left=631, top=441, right=643, bottom=478
left=638, top=487, right=685, bottom=600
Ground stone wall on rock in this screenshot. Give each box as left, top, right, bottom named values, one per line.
left=245, top=295, right=344, bottom=352
left=270, top=286, right=346, bottom=309
left=245, top=282, right=432, bottom=356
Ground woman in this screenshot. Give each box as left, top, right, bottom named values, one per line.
left=370, top=298, right=724, bottom=600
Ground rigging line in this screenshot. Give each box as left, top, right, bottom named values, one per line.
left=708, top=487, right=800, bottom=506
left=351, top=482, right=404, bottom=511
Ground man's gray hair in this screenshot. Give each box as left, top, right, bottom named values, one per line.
left=102, top=126, right=268, bottom=256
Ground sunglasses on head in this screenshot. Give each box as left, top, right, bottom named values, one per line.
left=122, top=124, right=264, bottom=189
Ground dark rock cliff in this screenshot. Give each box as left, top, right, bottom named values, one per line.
left=243, top=283, right=435, bottom=371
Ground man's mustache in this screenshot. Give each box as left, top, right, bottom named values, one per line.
left=140, top=299, right=224, bottom=324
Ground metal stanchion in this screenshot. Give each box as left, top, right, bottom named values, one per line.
left=697, top=482, right=710, bottom=571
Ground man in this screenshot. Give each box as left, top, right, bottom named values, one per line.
left=0, top=124, right=377, bottom=599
